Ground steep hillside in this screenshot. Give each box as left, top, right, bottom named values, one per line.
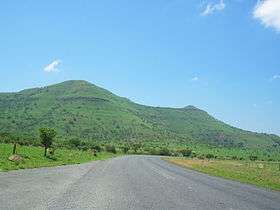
left=0, top=80, right=279, bottom=149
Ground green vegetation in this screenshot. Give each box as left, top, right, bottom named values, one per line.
left=0, top=80, right=279, bottom=172
left=0, top=80, right=279, bottom=151
left=0, top=143, right=119, bottom=171
left=166, top=158, right=280, bottom=191
left=39, top=127, right=56, bottom=156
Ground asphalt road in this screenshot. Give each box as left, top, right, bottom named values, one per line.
left=0, top=156, right=279, bottom=210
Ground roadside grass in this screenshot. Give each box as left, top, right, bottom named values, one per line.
left=0, top=143, right=119, bottom=171
left=166, top=158, right=280, bottom=191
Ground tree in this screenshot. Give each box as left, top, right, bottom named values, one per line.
left=39, top=128, right=56, bottom=157
left=12, top=137, right=20, bottom=155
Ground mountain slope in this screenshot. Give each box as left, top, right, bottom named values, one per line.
left=0, top=80, right=279, bottom=149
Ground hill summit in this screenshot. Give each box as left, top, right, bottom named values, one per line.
left=0, top=80, right=279, bottom=149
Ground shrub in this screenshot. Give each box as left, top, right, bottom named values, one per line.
left=105, top=145, right=116, bottom=154
left=91, top=145, right=102, bottom=152
left=197, top=154, right=205, bottom=159
left=148, top=148, right=160, bottom=155
left=191, top=151, right=197, bottom=158
left=121, top=146, right=130, bottom=154
left=178, top=148, right=192, bottom=157
left=231, top=155, right=238, bottom=160
left=249, top=155, right=258, bottom=161
left=77, top=141, right=89, bottom=151
left=69, top=138, right=81, bottom=148
left=205, top=153, right=215, bottom=159
left=132, top=143, right=142, bottom=153
left=159, top=147, right=171, bottom=156
left=268, top=158, right=274, bottom=162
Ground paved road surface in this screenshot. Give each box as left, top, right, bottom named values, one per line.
left=0, top=156, right=279, bottom=210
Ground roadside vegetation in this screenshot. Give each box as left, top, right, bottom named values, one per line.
left=166, top=158, right=280, bottom=191
left=0, top=128, right=122, bottom=171
left=1, top=80, right=280, bottom=179
left=1, top=133, right=280, bottom=192
left=0, top=143, right=118, bottom=171
left=1, top=80, right=280, bottom=152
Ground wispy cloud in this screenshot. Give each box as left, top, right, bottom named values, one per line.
left=44, top=59, right=61, bottom=73
left=272, top=75, right=280, bottom=80
left=201, top=0, right=225, bottom=16
left=191, top=76, right=199, bottom=82
left=270, top=74, right=280, bottom=81
left=253, top=0, right=280, bottom=32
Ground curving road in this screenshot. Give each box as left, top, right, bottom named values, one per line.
left=0, top=156, right=279, bottom=210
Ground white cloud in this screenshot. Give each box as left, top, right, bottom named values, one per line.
left=191, top=76, right=199, bottom=81
left=271, top=74, right=280, bottom=80
left=253, top=0, right=280, bottom=32
left=201, top=0, right=226, bottom=16
left=44, top=59, right=61, bottom=73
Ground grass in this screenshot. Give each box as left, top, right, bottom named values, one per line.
left=0, top=143, right=119, bottom=171
left=1, top=80, right=280, bottom=150
left=166, top=158, right=280, bottom=191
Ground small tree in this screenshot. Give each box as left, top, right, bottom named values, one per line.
left=11, top=136, right=21, bottom=155
left=39, top=128, right=56, bottom=157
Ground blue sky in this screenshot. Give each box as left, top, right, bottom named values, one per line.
left=0, top=0, right=280, bottom=135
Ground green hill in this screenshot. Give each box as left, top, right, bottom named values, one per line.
left=0, top=80, right=279, bottom=149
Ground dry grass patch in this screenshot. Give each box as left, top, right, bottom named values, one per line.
left=166, top=158, right=280, bottom=191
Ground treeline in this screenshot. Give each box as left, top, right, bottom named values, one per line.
left=1, top=131, right=279, bottom=161
left=0, top=131, right=194, bottom=157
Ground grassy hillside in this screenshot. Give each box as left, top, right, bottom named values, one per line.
left=0, top=80, right=279, bottom=150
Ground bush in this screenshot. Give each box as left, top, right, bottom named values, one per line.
left=69, top=138, right=81, bottom=148
left=231, top=155, right=238, bottom=160
left=148, top=148, right=160, bottom=155
left=191, top=151, right=197, bottom=158
left=205, top=153, right=215, bottom=159
left=77, top=141, right=89, bottom=151
left=121, top=146, right=130, bottom=154
left=197, top=154, right=205, bottom=159
left=131, top=143, right=142, bottom=153
left=91, top=144, right=102, bottom=152
left=105, top=145, right=116, bottom=154
left=159, top=147, right=171, bottom=156
left=178, top=148, right=192, bottom=157
left=249, top=155, right=258, bottom=161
